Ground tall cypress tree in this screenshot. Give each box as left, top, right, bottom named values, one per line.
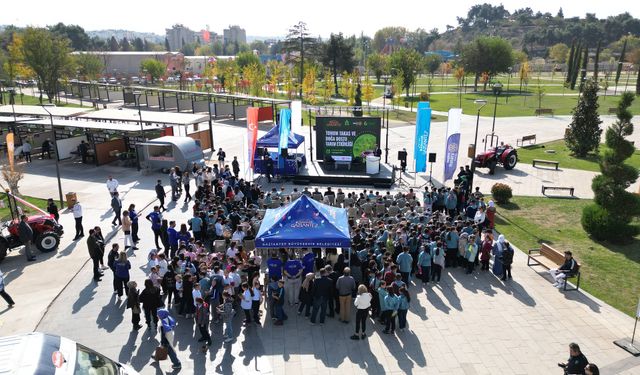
left=565, top=78, right=602, bottom=157
left=636, top=64, right=640, bottom=95
left=583, top=93, right=640, bottom=241
left=593, top=41, right=601, bottom=81
left=579, top=46, right=589, bottom=92
left=615, top=38, right=627, bottom=86
left=570, top=43, right=582, bottom=90
left=566, top=39, right=576, bottom=85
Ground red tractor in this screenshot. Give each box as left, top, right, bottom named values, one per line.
left=0, top=192, right=63, bottom=262
left=473, top=134, right=518, bottom=175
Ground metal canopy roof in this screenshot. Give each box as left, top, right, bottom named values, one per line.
left=20, top=118, right=165, bottom=133
left=78, top=108, right=209, bottom=126
left=0, top=105, right=91, bottom=117
left=0, top=116, right=37, bottom=123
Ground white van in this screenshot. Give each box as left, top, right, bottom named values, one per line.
left=0, top=332, right=139, bottom=375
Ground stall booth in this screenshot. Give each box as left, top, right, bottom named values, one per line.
left=253, top=124, right=306, bottom=176
left=138, top=136, right=205, bottom=172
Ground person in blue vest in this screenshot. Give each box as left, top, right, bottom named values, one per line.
left=302, top=249, right=316, bottom=275
left=417, top=245, right=432, bottom=284
left=266, top=253, right=283, bottom=281
left=145, top=206, right=163, bottom=250
left=188, top=213, right=203, bottom=241
left=167, top=221, right=179, bottom=258
left=396, top=247, right=413, bottom=287
left=284, top=255, right=303, bottom=305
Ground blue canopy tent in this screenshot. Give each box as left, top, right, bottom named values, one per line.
left=255, top=195, right=351, bottom=248
left=253, top=124, right=306, bottom=176
left=256, top=123, right=305, bottom=148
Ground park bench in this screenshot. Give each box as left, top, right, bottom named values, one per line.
left=534, top=108, right=554, bottom=116
left=516, top=134, right=537, bottom=147
left=532, top=159, right=559, bottom=170
left=608, top=107, right=618, bottom=114
left=542, top=185, right=575, bottom=197
left=527, top=243, right=581, bottom=291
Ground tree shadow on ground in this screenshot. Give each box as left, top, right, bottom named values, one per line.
left=494, top=214, right=555, bottom=246
left=596, top=237, right=640, bottom=265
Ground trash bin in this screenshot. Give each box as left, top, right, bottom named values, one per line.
left=65, top=192, right=77, bottom=209
left=366, top=155, right=381, bottom=175
left=468, top=144, right=476, bottom=158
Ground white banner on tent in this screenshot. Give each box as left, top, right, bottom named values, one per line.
left=291, top=100, right=302, bottom=134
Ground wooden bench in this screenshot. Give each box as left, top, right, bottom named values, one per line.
left=517, top=134, right=537, bottom=147
left=533, top=159, right=559, bottom=169
left=534, top=108, right=554, bottom=116
left=542, top=185, right=574, bottom=196
left=608, top=107, right=618, bottom=114
left=527, top=243, right=581, bottom=291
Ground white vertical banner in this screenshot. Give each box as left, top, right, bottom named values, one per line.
left=443, top=108, right=463, bottom=182
left=291, top=100, right=302, bottom=134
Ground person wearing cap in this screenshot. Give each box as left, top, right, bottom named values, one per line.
left=155, top=308, right=181, bottom=369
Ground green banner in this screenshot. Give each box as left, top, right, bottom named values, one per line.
left=315, top=117, right=381, bottom=161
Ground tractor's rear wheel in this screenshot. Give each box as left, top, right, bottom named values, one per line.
left=36, top=232, right=60, bottom=252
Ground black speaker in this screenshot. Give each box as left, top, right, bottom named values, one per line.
left=398, top=150, right=407, bottom=161
left=428, top=153, right=437, bottom=163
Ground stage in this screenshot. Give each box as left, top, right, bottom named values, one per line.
left=292, top=161, right=395, bottom=188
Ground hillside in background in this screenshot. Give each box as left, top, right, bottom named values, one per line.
left=86, top=29, right=164, bottom=44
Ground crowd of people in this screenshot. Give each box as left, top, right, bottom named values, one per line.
left=77, top=156, right=587, bottom=371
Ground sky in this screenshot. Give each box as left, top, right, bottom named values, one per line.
left=1, top=0, right=637, bottom=38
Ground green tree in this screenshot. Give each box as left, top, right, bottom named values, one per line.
left=133, top=37, right=144, bottom=52
left=565, top=78, right=602, bottom=157
left=615, top=37, right=627, bottom=87
left=302, top=66, right=317, bottom=104
left=321, top=71, right=335, bottom=104
left=583, top=93, right=640, bottom=241
left=109, top=36, right=119, bottom=51
left=548, top=43, right=569, bottom=63
left=215, top=59, right=238, bottom=92
left=366, top=53, right=388, bottom=83
left=284, top=21, right=318, bottom=98
left=20, top=27, right=71, bottom=103
left=362, top=72, right=374, bottom=105
left=423, top=54, right=442, bottom=78
left=266, top=60, right=284, bottom=97
left=460, top=36, right=514, bottom=91
left=164, top=37, right=170, bottom=51
left=74, top=53, right=104, bottom=80
left=389, top=48, right=423, bottom=96
left=139, top=59, right=166, bottom=83
left=120, top=37, right=130, bottom=51
left=3, top=34, right=33, bottom=85
left=236, top=51, right=261, bottom=70
left=322, top=33, right=355, bottom=97
left=243, top=63, right=266, bottom=97
left=48, top=23, right=90, bottom=51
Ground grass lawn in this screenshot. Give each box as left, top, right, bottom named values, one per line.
left=0, top=194, right=49, bottom=222
left=516, top=140, right=640, bottom=172
left=494, top=196, right=640, bottom=317
left=4, top=93, right=90, bottom=108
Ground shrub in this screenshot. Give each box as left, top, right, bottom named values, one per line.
left=581, top=204, right=640, bottom=242
left=491, top=183, right=513, bottom=204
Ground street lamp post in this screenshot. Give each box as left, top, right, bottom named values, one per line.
left=490, top=82, right=503, bottom=147
left=469, top=99, right=488, bottom=193
left=41, top=104, right=64, bottom=208
left=7, top=88, right=16, bottom=122
left=506, top=67, right=512, bottom=103
left=382, top=74, right=389, bottom=109
left=133, top=91, right=144, bottom=171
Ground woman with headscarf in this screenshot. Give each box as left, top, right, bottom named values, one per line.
left=486, top=200, right=497, bottom=229
left=297, top=273, right=315, bottom=318
left=492, top=234, right=506, bottom=277
left=155, top=308, right=181, bottom=369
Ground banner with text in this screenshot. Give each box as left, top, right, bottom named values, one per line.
left=278, top=108, right=291, bottom=169
left=247, top=107, right=259, bottom=169
left=315, top=117, right=381, bottom=161
left=443, top=108, right=462, bottom=182
left=414, top=102, right=432, bottom=173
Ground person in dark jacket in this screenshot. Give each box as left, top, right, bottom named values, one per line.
left=501, top=241, right=514, bottom=281
left=559, top=342, right=589, bottom=375
left=107, top=244, right=119, bottom=294
left=310, top=269, right=333, bottom=324
left=232, top=156, right=240, bottom=178
left=111, top=192, right=122, bottom=226
left=155, top=180, right=166, bottom=211
left=139, top=279, right=162, bottom=329
left=549, top=251, right=579, bottom=289
left=126, top=281, right=143, bottom=330
left=113, top=251, right=131, bottom=298
left=18, top=215, right=35, bottom=261
left=326, top=265, right=340, bottom=317
left=297, top=273, right=315, bottom=317
left=87, top=229, right=103, bottom=281
left=46, top=198, right=59, bottom=222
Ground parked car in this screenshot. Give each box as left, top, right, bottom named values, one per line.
left=98, top=77, right=107, bottom=84
left=108, top=77, right=117, bottom=84
left=384, top=88, right=394, bottom=99
left=0, top=332, right=139, bottom=375
left=131, top=76, right=140, bottom=84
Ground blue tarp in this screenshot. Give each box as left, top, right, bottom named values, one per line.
left=256, top=124, right=305, bottom=149
left=255, top=195, right=351, bottom=248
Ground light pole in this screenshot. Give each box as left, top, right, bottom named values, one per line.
left=382, top=74, right=389, bottom=109
left=469, top=99, right=488, bottom=193
left=490, top=82, right=503, bottom=147
left=41, top=104, right=64, bottom=208
left=7, top=88, right=16, bottom=122
left=133, top=91, right=144, bottom=171
left=506, top=67, right=512, bottom=103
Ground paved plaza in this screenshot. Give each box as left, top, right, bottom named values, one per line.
left=0, top=115, right=639, bottom=374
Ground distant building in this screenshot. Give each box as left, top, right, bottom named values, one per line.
left=223, top=25, right=246, bottom=46
left=166, top=24, right=196, bottom=51
left=73, top=51, right=184, bottom=77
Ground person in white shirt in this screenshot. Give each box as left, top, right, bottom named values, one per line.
left=351, top=285, right=372, bottom=340
left=72, top=200, right=84, bottom=240
left=106, top=176, right=119, bottom=197
left=215, top=218, right=224, bottom=239
left=231, top=227, right=245, bottom=242
left=226, top=243, right=238, bottom=259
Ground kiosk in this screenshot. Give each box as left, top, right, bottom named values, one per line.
left=138, top=136, right=205, bottom=172
left=253, top=124, right=306, bottom=176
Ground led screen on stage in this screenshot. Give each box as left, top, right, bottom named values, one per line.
left=315, top=117, right=381, bottom=161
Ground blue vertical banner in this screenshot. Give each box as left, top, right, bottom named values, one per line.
left=278, top=108, right=291, bottom=169
left=413, top=102, right=432, bottom=173
left=443, top=108, right=463, bottom=182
